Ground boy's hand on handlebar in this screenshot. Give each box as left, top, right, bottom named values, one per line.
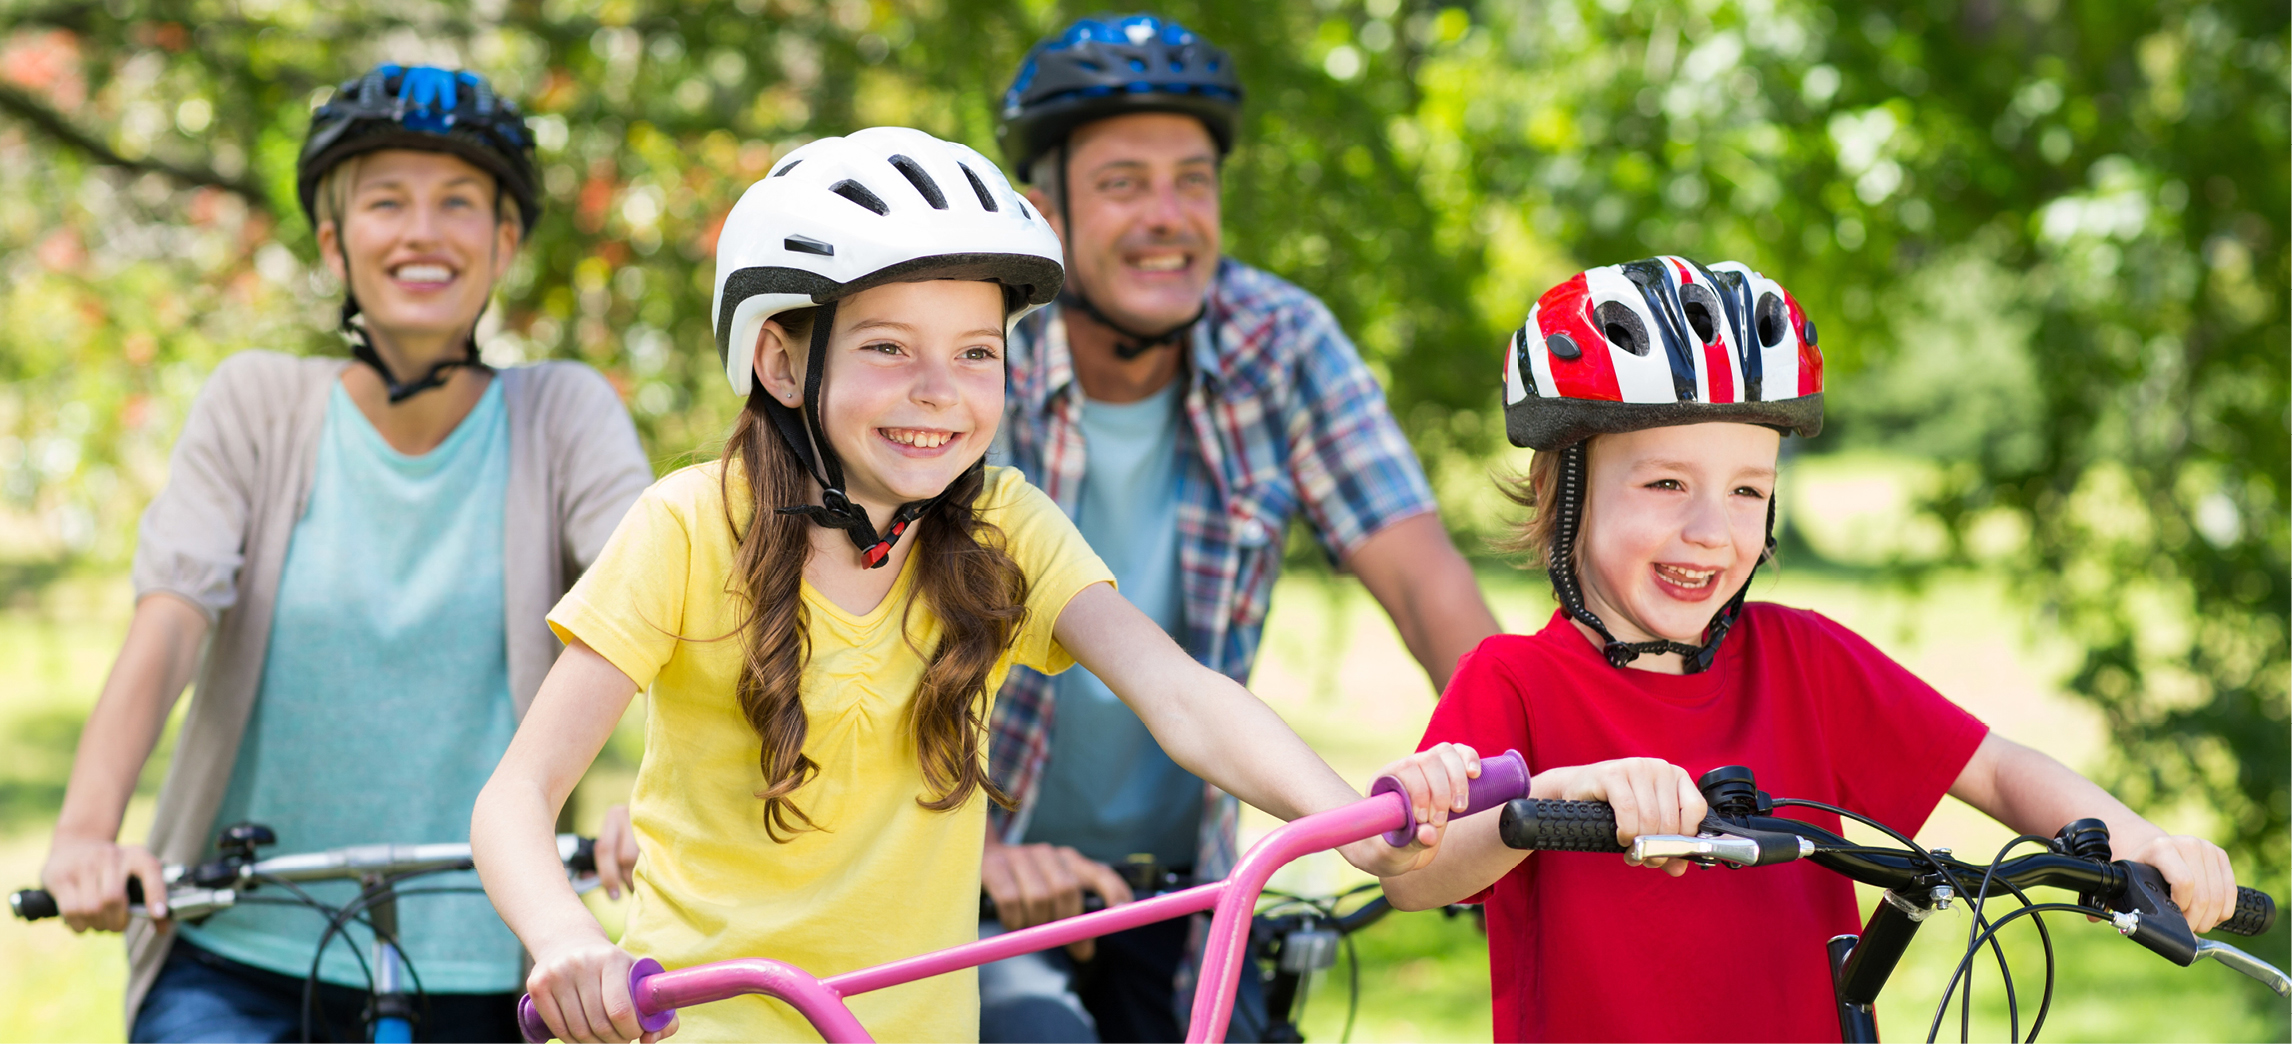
left=526, top=937, right=677, bottom=1043
left=2128, top=834, right=2237, bottom=934
left=593, top=805, right=640, bottom=901
left=40, top=833, right=168, bottom=931
left=1537, top=758, right=1709, bottom=876
left=1350, top=743, right=1481, bottom=877
left=981, top=838, right=1133, bottom=961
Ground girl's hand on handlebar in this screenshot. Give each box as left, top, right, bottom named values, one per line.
left=1535, top=758, right=1709, bottom=876
left=40, top=834, right=168, bottom=931
left=594, top=805, right=639, bottom=901
left=1347, top=743, right=1481, bottom=877
left=526, top=937, right=677, bottom=1043
left=2128, top=833, right=2237, bottom=934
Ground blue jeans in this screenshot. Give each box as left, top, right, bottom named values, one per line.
left=132, top=938, right=519, bottom=1043
left=978, top=917, right=1266, bottom=1043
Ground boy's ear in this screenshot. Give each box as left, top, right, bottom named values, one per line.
left=753, top=320, right=805, bottom=408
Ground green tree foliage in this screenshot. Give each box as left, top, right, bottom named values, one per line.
left=0, top=0, right=2281, bottom=877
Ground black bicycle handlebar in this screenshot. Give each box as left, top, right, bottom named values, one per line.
left=1496, top=796, right=2277, bottom=940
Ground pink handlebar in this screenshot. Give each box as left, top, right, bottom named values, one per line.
left=1371, top=748, right=1529, bottom=846
left=516, top=748, right=1530, bottom=1043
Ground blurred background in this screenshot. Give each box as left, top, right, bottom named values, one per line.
left=0, top=0, right=2283, bottom=1040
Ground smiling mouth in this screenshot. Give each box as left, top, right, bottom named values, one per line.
left=879, top=427, right=957, bottom=449
left=1653, top=563, right=1720, bottom=589
left=390, top=262, right=457, bottom=285
left=1126, top=251, right=1190, bottom=273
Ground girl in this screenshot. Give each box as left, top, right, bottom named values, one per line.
left=471, top=128, right=1477, bottom=1044
left=41, top=65, right=651, bottom=1041
left=1380, top=257, right=2241, bottom=1042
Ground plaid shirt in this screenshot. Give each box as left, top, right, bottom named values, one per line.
left=986, top=258, right=1437, bottom=880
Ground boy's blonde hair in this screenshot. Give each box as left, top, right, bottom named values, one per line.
left=1497, top=446, right=1568, bottom=570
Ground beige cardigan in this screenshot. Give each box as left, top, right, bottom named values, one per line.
left=122, top=351, right=654, bottom=1022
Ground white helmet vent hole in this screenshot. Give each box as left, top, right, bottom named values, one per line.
left=888, top=155, right=948, bottom=210
left=1679, top=285, right=1719, bottom=345
left=1592, top=302, right=1651, bottom=357
left=959, top=164, right=1000, bottom=211
left=831, top=179, right=889, bottom=215
left=772, top=159, right=801, bottom=177
left=785, top=235, right=834, bottom=257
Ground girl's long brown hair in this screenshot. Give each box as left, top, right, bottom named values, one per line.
left=719, top=309, right=1029, bottom=841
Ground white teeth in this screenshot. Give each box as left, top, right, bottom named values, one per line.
left=1656, top=564, right=1716, bottom=588
left=883, top=429, right=952, bottom=449
left=1132, top=254, right=1186, bottom=272
left=394, top=264, right=454, bottom=282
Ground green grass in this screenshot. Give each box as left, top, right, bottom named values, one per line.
left=1, top=570, right=2285, bottom=1042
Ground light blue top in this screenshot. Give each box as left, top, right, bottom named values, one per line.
left=183, top=379, right=523, bottom=993
left=1022, top=380, right=1203, bottom=866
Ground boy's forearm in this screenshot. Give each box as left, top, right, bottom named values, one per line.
left=1952, top=733, right=2163, bottom=854
left=1382, top=812, right=1522, bottom=910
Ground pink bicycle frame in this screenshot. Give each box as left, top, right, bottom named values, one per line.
left=519, top=750, right=1527, bottom=1044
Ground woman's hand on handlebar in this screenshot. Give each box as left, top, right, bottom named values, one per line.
left=2127, top=833, right=2238, bottom=934
left=39, top=833, right=167, bottom=931
left=1344, top=743, right=1482, bottom=877
left=526, top=935, right=677, bottom=1044
left=981, top=838, right=1132, bottom=961
left=1530, top=758, right=1709, bottom=876
left=593, top=805, right=639, bottom=901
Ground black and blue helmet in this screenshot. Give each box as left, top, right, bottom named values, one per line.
left=998, top=14, right=1243, bottom=181
left=297, top=65, right=540, bottom=233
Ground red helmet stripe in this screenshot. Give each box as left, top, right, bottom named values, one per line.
left=1787, top=292, right=1822, bottom=396
left=1537, top=273, right=1622, bottom=401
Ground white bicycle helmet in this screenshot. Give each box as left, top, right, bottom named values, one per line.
left=709, top=127, right=1065, bottom=567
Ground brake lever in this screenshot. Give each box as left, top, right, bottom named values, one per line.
left=1626, top=830, right=1814, bottom=868
left=2107, top=860, right=2200, bottom=966
left=2195, top=939, right=2292, bottom=998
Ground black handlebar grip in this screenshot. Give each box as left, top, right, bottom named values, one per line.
left=10, top=889, right=57, bottom=921
left=2220, top=887, right=2277, bottom=937
left=1498, top=799, right=1627, bottom=853
left=569, top=837, right=598, bottom=875
left=11, top=878, right=141, bottom=921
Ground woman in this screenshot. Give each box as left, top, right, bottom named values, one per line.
left=35, top=65, right=653, bottom=1042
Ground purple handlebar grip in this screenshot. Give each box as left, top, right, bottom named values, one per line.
left=1370, top=748, right=1529, bottom=847
left=515, top=958, right=673, bottom=1042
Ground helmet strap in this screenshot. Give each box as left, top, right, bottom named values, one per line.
left=1053, top=142, right=1205, bottom=361
left=763, top=299, right=949, bottom=569
left=1546, top=440, right=1772, bottom=674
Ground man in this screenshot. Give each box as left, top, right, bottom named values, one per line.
left=980, top=15, right=1503, bottom=1042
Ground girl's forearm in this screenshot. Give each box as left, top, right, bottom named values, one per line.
left=471, top=639, right=642, bottom=956
left=1152, top=671, right=1359, bottom=821
left=473, top=774, right=612, bottom=952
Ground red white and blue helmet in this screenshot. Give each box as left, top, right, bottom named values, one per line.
left=1502, top=256, right=1824, bottom=451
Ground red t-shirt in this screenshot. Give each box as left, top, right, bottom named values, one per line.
left=1419, top=604, right=1989, bottom=1043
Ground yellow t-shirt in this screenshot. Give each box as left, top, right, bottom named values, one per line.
left=548, top=462, right=1113, bottom=1043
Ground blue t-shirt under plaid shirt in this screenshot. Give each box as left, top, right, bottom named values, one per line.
left=986, top=258, right=1437, bottom=879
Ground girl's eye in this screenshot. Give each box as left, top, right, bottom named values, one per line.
left=1735, top=486, right=1770, bottom=500
left=862, top=341, right=903, bottom=355
left=961, top=345, right=1000, bottom=361
left=1647, top=478, right=1685, bottom=491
